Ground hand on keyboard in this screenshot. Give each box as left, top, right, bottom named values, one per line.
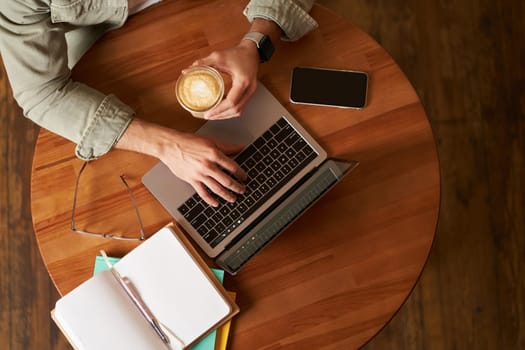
left=155, top=129, right=247, bottom=207
left=116, top=118, right=247, bottom=207
left=178, top=117, right=318, bottom=248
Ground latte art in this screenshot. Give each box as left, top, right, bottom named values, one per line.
left=176, top=66, right=224, bottom=117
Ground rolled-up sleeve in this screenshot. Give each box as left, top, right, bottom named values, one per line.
left=244, top=0, right=317, bottom=41
left=0, top=0, right=133, bottom=160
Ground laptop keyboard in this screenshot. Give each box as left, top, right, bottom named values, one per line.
left=177, top=117, right=318, bottom=248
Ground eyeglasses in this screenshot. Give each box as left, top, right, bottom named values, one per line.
left=71, top=161, right=146, bottom=241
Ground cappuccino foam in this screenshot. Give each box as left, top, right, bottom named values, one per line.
left=177, top=69, right=222, bottom=111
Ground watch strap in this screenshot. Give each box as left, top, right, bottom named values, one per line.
left=243, top=32, right=265, bottom=46
left=242, top=32, right=274, bottom=63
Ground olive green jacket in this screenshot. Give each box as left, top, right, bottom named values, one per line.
left=0, top=0, right=316, bottom=160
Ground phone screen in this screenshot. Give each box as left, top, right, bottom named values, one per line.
left=290, top=67, right=368, bottom=109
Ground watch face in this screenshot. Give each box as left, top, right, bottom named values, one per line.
left=259, top=35, right=274, bottom=62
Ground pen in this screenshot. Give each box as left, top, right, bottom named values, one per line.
left=100, top=251, right=171, bottom=346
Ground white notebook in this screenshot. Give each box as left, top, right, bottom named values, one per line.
left=52, top=225, right=239, bottom=350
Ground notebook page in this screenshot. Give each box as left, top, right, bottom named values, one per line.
left=54, top=270, right=167, bottom=349
left=115, top=227, right=231, bottom=346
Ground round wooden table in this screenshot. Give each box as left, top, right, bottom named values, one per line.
left=31, top=1, right=440, bottom=348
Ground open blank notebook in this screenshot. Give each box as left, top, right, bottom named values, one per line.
left=52, top=226, right=239, bottom=350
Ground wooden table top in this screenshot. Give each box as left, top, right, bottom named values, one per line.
left=30, top=1, right=440, bottom=348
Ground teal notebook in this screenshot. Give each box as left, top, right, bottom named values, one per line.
left=94, top=256, right=225, bottom=350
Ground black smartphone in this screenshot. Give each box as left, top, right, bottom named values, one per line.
left=290, top=67, right=368, bottom=109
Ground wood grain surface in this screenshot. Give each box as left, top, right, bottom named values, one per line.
left=318, top=0, right=524, bottom=349
left=29, top=1, right=439, bottom=349
left=1, top=0, right=523, bottom=350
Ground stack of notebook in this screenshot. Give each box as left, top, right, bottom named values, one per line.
left=93, top=256, right=236, bottom=350
left=52, top=225, right=239, bottom=350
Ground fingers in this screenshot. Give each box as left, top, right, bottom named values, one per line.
left=207, top=171, right=244, bottom=200
left=191, top=53, right=223, bottom=71
left=192, top=181, right=219, bottom=207
left=204, top=80, right=256, bottom=120
left=190, top=45, right=259, bottom=120
left=213, top=141, right=247, bottom=181
left=195, top=143, right=247, bottom=206
left=194, top=168, right=245, bottom=207
left=193, top=175, right=238, bottom=207
left=159, top=129, right=248, bottom=207
left=207, top=148, right=247, bottom=192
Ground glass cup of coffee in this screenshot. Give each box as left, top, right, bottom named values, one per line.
left=176, top=66, right=224, bottom=118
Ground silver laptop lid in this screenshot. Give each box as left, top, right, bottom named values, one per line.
left=142, top=82, right=327, bottom=257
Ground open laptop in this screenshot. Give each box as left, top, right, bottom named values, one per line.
left=142, top=82, right=358, bottom=274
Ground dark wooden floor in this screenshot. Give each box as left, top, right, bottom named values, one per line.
left=1, top=0, right=523, bottom=349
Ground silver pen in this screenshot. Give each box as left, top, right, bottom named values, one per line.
left=100, top=250, right=171, bottom=346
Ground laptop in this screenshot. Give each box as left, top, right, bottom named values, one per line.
left=142, top=82, right=358, bottom=274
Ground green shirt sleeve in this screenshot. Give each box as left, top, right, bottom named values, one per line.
left=244, top=0, right=318, bottom=41
left=0, top=0, right=134, bottom=160
left=0, top=0, right=317, bottom=160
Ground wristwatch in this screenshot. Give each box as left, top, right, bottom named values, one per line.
left=242, top=32, right=274, bottom=63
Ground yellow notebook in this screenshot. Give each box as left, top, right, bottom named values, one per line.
left=52, top=225, right=239, bottom=350
left=215, top=292, right=236, bottom=350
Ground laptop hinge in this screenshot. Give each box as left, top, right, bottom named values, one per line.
left=216, top=160, right=356, bottom=274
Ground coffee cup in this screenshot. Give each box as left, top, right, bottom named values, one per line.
left=176, top=66, right=224, bottom=118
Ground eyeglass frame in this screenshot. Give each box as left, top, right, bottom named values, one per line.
left=70, top=161, right=146, bottom=241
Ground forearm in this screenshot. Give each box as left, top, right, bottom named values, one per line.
left=0, top=0, right=133, bottom=161
left=114, top=118, right=176, bottom=159
left=116, top=117, right=247, bottom=207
